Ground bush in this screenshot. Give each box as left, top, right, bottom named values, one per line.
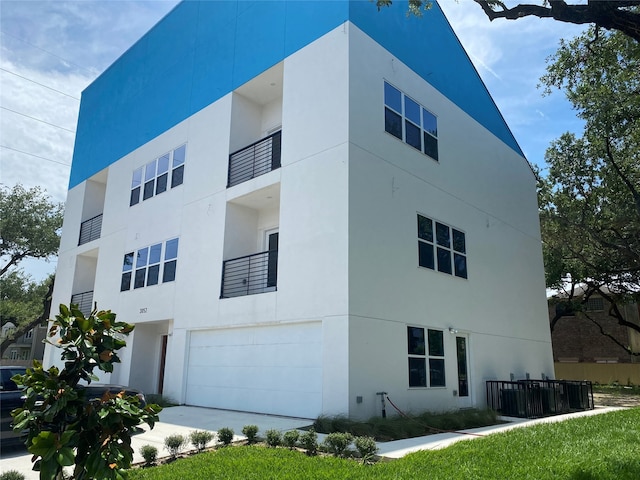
left=242, top=425, right=259, bottom=445
left=0, top=471, right=25, bottom=480
left=323, top=432, right=354, bottom=457
left=282, top=430, right=300, bottom=449
left=354, top=436, right=379, bottom=464
left=217, top=427, right=234, bottom=446
left=265, top=429, right=282, bottom=447
left=139, top=444, right=158, bottom=466
left=164, top=434, right=186, bottom=459
left=299, top=428, right=318, bottom=455
left=190, top=430, right=214, bottom=452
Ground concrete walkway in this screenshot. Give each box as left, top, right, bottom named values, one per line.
left=0, top=405, right=622, bottom=479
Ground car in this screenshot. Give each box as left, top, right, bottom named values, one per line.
left=0, top=366, right=147, bottom=446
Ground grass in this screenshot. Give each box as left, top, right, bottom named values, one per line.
left=313, top=408, right=499, bottom=441
left=592, top=384, right=640, bottom=396
left=129, top=408, right=640, bottom=480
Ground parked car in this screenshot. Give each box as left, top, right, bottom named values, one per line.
left=0, top=366, right=147, bottom=446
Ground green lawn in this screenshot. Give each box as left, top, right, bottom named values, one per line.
left=130, top=408, right=640, bottom=480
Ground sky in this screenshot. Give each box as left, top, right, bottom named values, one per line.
left=0, top=0, right=587, bottom=281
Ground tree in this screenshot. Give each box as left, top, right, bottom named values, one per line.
left=0, top=272, right=54, bottom=356
left=375, top=1, right=640, bottom=42
left=0, top=184, right=64, bottom=277
left=12, top=304, right=162, bottom=480
left=538, top=27, right=640, bottom=355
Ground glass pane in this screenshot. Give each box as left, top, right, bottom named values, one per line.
left=149, top=243, right=162, bottom=264
left=437, top=247, right=452, bottom=274
left=429, top=358, right=446, bottom=387
left=408, top=357, right=427, bottom=387
left=131, top=167, right=143, bottom=188
left=145, top=160, right=156, bottom=181
left=417, top=215, right=433, bottom=242
left=423, top=108, right=437, bottom=137
left=165, top=238, right=179, bottom=260
left=457, top=337, right=469, bottom=397
left=385, top=108, right=402, bottom=139
left=424, top=132, right=438, bottom=161
left=407, top=326, right=425, bottom=355
left=156, top=173, right=168, bottom=194
left=163, top=260, right=177, bottom=283
left=147, top=264, right=160, bottom=286
left=130, top=186, right=140, bottom=206
left=136, top=247, right=149, bottom=268
left=173, top=145, right=186, bottom=167
left=384, top=82, right=402, bottom=112
left=171, top=165, right=184, bottom=188
left=405, top=96, right=421, bottom=125
left=428, top=329, right=444, bottom=356
left=454, top=253, right=468, bottom=279
left=120, top=272, right=132, bottom=292
left=436, top=222, right=450, bottom=247
left=122, top=252, right=134, bottom=272
left=134, top=269, right=146, bottom=289
left=452, top=229, right=466, bottom=253
left=418, top=241, right=435, bottom=270
left=157, top=153, right=170, bottom=174
left=143, top=180, right=155, bottom=200
left=405, top=120, right=421, bottom=150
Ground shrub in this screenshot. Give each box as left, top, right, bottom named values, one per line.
left=242, top=425, right=259, bottom=445
left=217, top=427, right=234, bottom=446
left=190, top=430, right=214, bottom=452
left=299, top=428, right=318, bottom=455
left=265, top=429, right=282, bottom=447
left=0, top=471, right=25, bottom=480
left=139, top=444, right=158, bottom=466
left=354, top=436, right=379, bottom=464
left=323, top=432, right=354, bottom=457
left=164, top=434, right=186, bottom=459
left=282, top=430, right=300, bottom=449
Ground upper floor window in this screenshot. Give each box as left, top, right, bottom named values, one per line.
left=121, top=238, right=179, bottom=291
left=130, top=144, right=186, bottom=206
left=24, top=329, right=33, bottom=340
left=418, top=214, right=467, bottom=279
left=384, top=82, right=438, bottom=161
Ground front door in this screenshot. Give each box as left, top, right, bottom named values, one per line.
left=456, top=334, right=472, bottom=408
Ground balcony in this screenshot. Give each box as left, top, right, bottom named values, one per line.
left=227, top=131, right=281, bottom=188
left=78, top=214, right=103, bottom=245
left=70, top=290, right=94, bottom=317
left=220, top=249, right=278, bottom=298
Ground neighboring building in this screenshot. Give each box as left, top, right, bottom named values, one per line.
left=45, top=0, right=553, bottom=419
left=550, top=293, right=640, bottom=383
left=1, top=323, right=47, bottom=365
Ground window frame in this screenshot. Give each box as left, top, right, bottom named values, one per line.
left=120, top=238, right=179, bottom=291
left=407, top=326, right=446, bottom=388
left=130, top=144, right=186, bottom=206
left=384, top=81, right=439, bottom=161
left=417, top=214, right=467, bottom=279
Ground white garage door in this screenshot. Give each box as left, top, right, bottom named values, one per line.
left=185, top=322, right=322, bottom=418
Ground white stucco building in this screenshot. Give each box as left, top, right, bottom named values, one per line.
left=46, top=0, right=554, bottom=420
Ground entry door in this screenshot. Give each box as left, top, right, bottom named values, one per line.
left=456, top=335, right=472, bottom=408
left=265, top=230, right=278, bottom=289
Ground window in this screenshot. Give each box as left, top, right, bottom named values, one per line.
left=130, top=144, right=186, bottom=206
left=121, top=238, right=179, bottom=291
left=384, top=82, right=438, bottom=161
left=407, top=327, right=445, bottom=388
left=585, top=297, right=604, bottom=311
left=24, top=329, right=33, bottom=340
left=418, top=215, right=467, bottom=279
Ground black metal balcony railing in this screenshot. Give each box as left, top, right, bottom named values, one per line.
left=70, top=290, right=94, bottom=317
left=220, top=249, right=278, bottom=298
left=486, top=379, right=594, bottom=419
left=227, top=130, right=281, bottom=188
left=78, top=214, right=103, bottom=245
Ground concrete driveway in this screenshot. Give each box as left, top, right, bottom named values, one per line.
left=0, top=406, right=314, bottom=480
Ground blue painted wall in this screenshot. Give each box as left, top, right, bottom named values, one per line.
left=70, top=0, right=523, bottom=188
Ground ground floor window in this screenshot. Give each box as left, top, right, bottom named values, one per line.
left=407, top=326, right=445, bottom=387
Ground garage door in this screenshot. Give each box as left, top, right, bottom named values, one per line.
left=185, top=322, right=322, bottom=418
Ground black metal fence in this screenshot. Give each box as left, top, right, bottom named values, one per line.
left=70, top=290, right=94, bottom=316
left=486, top=379, right=594, bottom=419
left=220, top=249, right=278, bottom=298
left=227, top=130, right=281, bottom=187
left=78, top=214, right=103, bottom=245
